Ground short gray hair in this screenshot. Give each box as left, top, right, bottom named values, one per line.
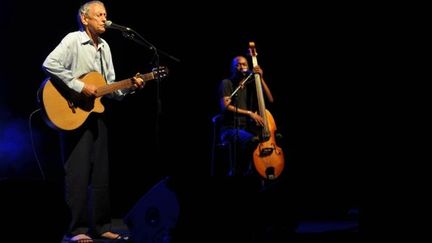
left=77, top=1, right=105, bottom=30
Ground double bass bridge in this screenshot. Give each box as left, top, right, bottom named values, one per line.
left=258, top=145, right=275, bottom=156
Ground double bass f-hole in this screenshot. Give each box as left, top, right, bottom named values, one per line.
left=248, top=42, right=285, bottom=180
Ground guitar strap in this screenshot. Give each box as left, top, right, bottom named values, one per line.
left=99, top=48, right=105, bottom=82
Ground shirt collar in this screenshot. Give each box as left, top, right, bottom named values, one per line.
left=79, top=30, right=105, bottom=49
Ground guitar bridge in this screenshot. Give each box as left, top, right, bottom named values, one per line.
left=259, top=147, right=274, bottom=156
left=67, top=100, right=76, bottom=113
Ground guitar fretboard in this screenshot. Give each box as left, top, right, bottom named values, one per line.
left=96, top=72, right=155, bottom=97
left=249, top=42, right=270, bottom=139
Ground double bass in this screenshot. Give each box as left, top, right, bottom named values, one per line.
left=249, top=42, right=285, bottom=180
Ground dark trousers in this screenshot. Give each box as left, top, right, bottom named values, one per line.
left=60, top=115, right=112, bottom=236
left=220, top=128, right=256, bottom=176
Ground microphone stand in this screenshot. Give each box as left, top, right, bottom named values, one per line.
left=225, top=72, right=253, bottom=176
left=120, top=28, right=180, bottom=160
left=121, top=30, right=180, bottom=63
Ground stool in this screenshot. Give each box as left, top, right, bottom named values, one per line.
left=210, top=114, right=234, bottom=176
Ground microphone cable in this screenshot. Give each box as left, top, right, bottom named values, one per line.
left=28, top=108, right=46, bottom=181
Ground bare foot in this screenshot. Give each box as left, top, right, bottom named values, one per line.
left=100, top=231, right=120, bottom=240
left=69, top=234, right=93, bottom=242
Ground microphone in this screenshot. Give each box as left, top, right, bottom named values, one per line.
left=241, top=68, right=250, bottom=74
left=105, top=20, right=131, bottom=32
left=241, top=69, right=252, bottom=76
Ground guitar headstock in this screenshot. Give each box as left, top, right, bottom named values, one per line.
left=152, top=66, right=169, bottom=79
left=248, top=41, right=257, bottom=57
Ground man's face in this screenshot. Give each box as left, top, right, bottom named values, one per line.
left=83, top=3, right=107, bottom=34
left=232, top=57, right=249, bottom=76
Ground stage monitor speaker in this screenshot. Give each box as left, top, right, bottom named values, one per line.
left=124, top=177, right=179, bottom=243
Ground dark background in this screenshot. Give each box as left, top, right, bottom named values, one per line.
left=1, top=0, right=363, bottom=220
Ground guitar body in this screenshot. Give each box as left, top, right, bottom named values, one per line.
left=253, top=109, right=285, bottom=180
left=39, top=72, right=106, bottom=131
left=38, top=67, right=169, bottom=131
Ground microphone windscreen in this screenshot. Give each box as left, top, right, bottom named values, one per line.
left=105, top=20, right=112, bottom=28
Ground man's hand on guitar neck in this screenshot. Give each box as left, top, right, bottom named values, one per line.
left=131, top=73, right=145, bottom=90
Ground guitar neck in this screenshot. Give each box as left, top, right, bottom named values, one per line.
left=96, top=72, right=155, bottom=97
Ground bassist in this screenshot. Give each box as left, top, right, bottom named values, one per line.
left=217, top=55, right=274, bottom=179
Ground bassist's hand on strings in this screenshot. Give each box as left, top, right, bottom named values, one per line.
left=248, top=111, right=265, bottom=127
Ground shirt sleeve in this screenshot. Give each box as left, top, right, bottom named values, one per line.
left=42, top=33, right=85, bottom=93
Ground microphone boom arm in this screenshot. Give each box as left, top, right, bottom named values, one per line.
left=105, top=20, right=180, bottom=62
left=229, top=72, right=253, bottom=99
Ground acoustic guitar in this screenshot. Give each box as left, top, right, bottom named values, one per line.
left=38, top=66, right=168, bottom=131
left=249, top=42, right=285, bottom=180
